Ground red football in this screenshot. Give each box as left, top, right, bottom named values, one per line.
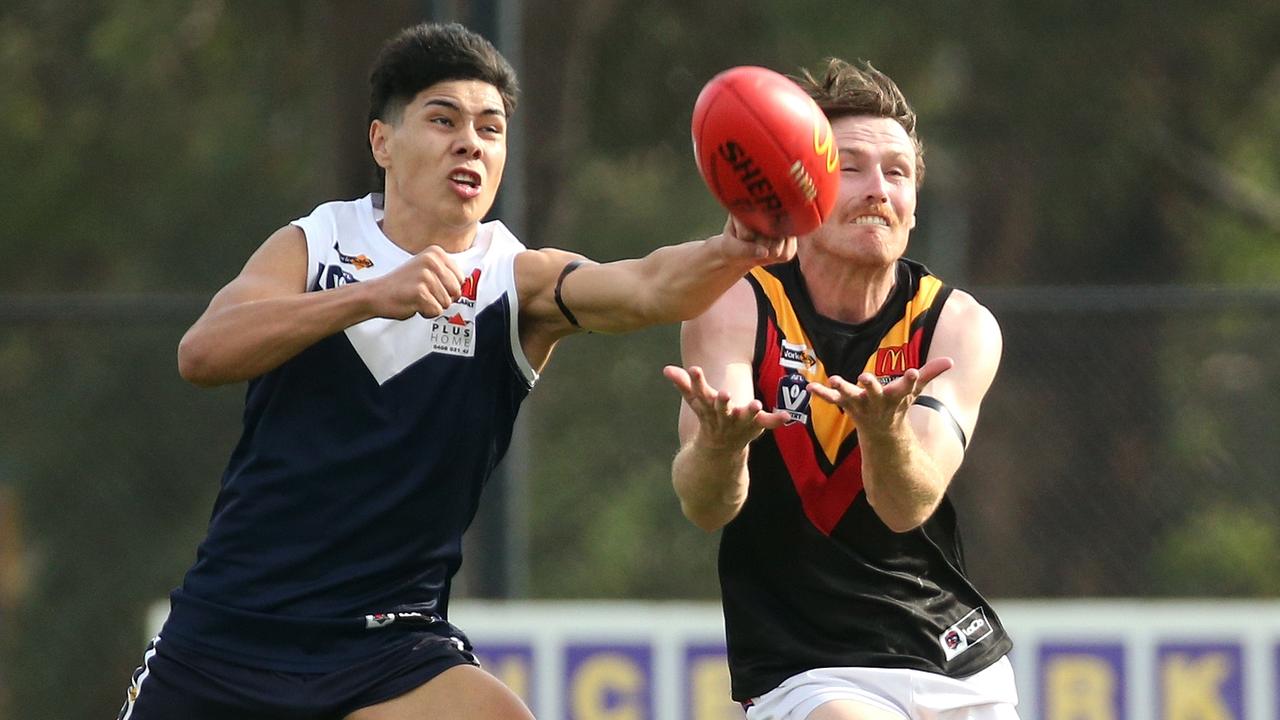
left=691, top=66, right=839, bottom=237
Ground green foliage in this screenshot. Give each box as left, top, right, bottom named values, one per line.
left=1153, top=504, right=1280, bottom=596
left=0, top=2, right=334, bottom=716
left=521, top=121, right=728, bottom=599
left=0, top=1, right=333, bottom=292
left=4, top=0, right=1280, bottom=717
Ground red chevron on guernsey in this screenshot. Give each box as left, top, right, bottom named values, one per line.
left=774, top=424, right=864, bottom=534
left=757, top=319, right=864, bottom=535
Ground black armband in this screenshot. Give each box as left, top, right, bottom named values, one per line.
left=913, top=395, right=968, bottom=450
left=554, top=260, right=588, bottom=329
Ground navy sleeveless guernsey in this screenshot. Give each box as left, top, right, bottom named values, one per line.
left=161, top=194, right=536, bottom=671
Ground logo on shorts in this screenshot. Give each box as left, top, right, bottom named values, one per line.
left=364, top=610, right=435, bottom=629
left=939, top=607, right=994, bottom=661
left=365, top=613, right=397, bottom=629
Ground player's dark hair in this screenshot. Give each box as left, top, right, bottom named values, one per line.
left=367, top=22, right=519, bottom=186
left=794, top=58, right=925, bottom=187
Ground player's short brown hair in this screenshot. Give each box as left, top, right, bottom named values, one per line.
left=794, top=59, right=925, bottom=186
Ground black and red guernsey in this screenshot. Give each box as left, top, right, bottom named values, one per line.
left=720, top=258, right=1012, bottom=701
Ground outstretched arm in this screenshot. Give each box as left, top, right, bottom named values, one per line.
left=178, top=225, right=465, bottom=387
left=807, top=290, right=1002, bottom=532
left=516, top=217, right=795, bottom=364
left=665, top=281, right=787, bottom=531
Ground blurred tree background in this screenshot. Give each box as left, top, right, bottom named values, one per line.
left=1, top=0, right=1278, bottom=717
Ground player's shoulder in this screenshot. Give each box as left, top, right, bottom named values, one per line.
left=681, top=276, right=757, bottom=359
left=297, top=194, right=370, bottom=222
left=941, top=288, right=999, bottom=331
left=936, top=288, right=1002, bottom=361
left=477, top=219, right=528, bottom=254
left=512, top=246, right=587, bottom=292
left=701, top=276, right=758, bottom=323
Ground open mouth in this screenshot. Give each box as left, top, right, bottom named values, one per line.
left=853, top=214, right=889, bottom=227
left=449, top=170, right=482, bottom=198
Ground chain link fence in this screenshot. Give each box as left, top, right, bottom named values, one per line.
left=958, top=286, right=1280, bottom=597
left=4, top=286, right=1278, bottom=603
left=3, top=286, right=1280, bottom=715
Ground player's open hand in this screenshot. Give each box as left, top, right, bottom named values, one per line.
left=807, top=357, right=954, bottom=437
left=664, top=365, right=789, bottom=450
left=714, top=216, right=797, bottom=268
left=367, top=245, right=466, bottom=320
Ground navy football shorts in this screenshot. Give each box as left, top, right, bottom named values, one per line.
left=116, top=630, right=478, bottom=720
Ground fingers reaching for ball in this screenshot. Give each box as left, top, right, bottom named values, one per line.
left=723, top=216, right=798, bottom=265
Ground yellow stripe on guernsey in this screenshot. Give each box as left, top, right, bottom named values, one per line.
left=749, top=266, right=945, bottom=466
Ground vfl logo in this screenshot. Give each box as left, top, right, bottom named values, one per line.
left=334, top=242, right=374, bottom=269
left=813, top=111, right=838, bottom=174
left=939, top=607, right=994, bottom=661
left=777, top=372, right=810, bottom=425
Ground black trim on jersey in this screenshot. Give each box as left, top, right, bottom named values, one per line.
left=749, top=259, right=939, bottom=475
left=916, top=285, right=954, bottom=362
left=725, top=258, right=1012, bottom=700
left=746, top=271, right=771, bottom=405
left=744, top=271, right=859, bottom=476
left=763, top=259, right=922, bottom=378
left=914, top=395, right=968, bottom=449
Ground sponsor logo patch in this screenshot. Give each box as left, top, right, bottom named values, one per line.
left=365, top=613, right=396, bottom=629
left=364, top=610, right=434, bottom=630
left=431, top=309, right=476, bottom=357
left=334, top=241, right=374, bottom=269
left=875, top=344, right=910, bottom=378
left=939, top=607, right=994, bottom=661
left=460, top=268, right=481, bottom=303
left=779, top=340, right=815, bottom=371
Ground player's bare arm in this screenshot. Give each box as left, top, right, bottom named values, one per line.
left=808, top=290, right=1002, bottom=532
left=178, top=224, right=466, bottom=387
left=664, top=281, right=788, bottom=531
left=515, top=216, right=796, bottom=369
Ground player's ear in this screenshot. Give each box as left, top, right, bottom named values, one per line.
left=370, top=119, right=393, bottom=170
left=907, top=213, right=916, bottom=230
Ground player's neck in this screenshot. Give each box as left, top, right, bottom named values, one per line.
left=799, top=252, right=898, bottom=324
left=378, top=190, right=478, bottom=255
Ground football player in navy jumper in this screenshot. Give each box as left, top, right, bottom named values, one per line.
left=665, top=59, right=1020, bottom=720
left=117, top=22, right=794, bottom=720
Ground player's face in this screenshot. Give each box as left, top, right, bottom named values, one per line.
left=372, top=79, right=507, bottom=229
left=805, top=115, right=917, bottom=267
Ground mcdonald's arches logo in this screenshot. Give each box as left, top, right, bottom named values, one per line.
left=874, top=344, right=912, bottom=377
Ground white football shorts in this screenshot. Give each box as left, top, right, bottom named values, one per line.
left=745, top=656, right=1020, bottom=720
